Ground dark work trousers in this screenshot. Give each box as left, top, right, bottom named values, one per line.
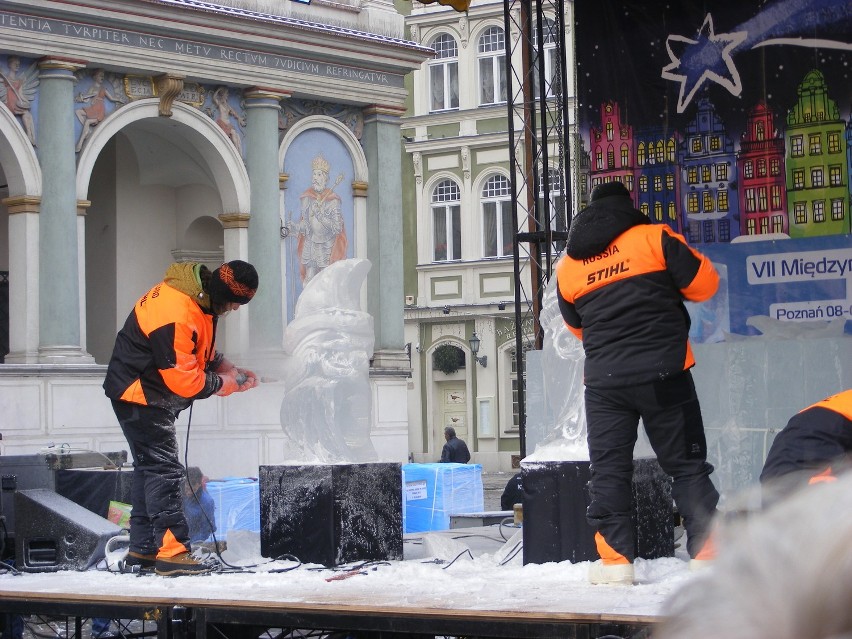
left=112, top=399, right=191, bottom=557
left=584, top=370, right=719, bottom=561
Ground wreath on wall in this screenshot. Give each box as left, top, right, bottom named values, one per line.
left=433, top=343, right=465, bottom=374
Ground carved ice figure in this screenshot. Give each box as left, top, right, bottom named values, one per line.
left=279, top=258, right=378, bottom=463
left=536, top=275, right=588, bottom=452
left=528, top=276, right=670, bottom=461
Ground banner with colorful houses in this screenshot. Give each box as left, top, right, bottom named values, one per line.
left=574, top=0, right=852, bottom=341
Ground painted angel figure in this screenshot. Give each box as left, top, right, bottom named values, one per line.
left=211, top=86, right=246, bottom=153
left=75, top=69, right=126, bottom=152
left=0, top=56, right=39, bottom=146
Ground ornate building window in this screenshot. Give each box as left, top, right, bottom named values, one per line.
left=532, top=17, right=559, bottom=99
left=432, top=179, right=461, bottom=261
left=478, top=26, right=506, bottom=105
left=482, top=174, right=512, bottom=257
left=429, top=34, right=459, bottom=112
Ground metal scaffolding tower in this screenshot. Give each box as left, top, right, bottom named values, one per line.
left=502, top=0, right=574, bottom=457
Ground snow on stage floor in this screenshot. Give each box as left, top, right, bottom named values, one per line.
left=0, top=526, right=701, bottom=622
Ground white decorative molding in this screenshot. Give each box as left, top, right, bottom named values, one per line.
left=412, top=151, right=422, bottom=185
left=459, top=16, right=469, bottom=49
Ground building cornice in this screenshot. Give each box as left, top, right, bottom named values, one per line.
left=403, top=131, right=508, bottom=154
left=0, top=0, right=432, bottom=107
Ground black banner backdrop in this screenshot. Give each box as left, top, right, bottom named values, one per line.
left=574, top=0, right=852, bottom=339
left=576, top=0, right=851, bottom=149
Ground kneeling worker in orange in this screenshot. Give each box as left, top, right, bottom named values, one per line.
left=555, top=182, right=720, bottom=585
left=760, top=389, right=852, bottom=503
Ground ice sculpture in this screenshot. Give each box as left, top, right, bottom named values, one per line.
left=525, top=276, right=654, bottom=461
left=279, top=258, right=378, bottom=463
left=534, top=276, right=589, bottom=455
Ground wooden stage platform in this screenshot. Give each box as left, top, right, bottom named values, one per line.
left=0, top=567, right=664, bottom=639
left=0, top=587, right=659, bottom=639
left=0, top=527, right=676, bottom=639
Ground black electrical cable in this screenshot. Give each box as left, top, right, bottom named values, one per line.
left=498, top=540, right=523, bottom=566
left=182, top=403, right=303, bottom=572
left=441, top=548, right=474, bottom=569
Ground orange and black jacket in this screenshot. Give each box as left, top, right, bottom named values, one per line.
left=103, top=263, right=223, bottom=411
left=760, top=389, right=852, bottom=483
left=556, top=202, right=718, bottom=388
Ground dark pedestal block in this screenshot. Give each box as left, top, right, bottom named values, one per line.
left=522, top=458, right=673, bottom=565
left=259, top=463, right=403, bottom=567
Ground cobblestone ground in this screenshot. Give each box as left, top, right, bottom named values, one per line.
left=481, top=471, right=516, bottom=511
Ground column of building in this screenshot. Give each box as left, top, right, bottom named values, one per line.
left=36, top=58, right=93, bottom=363
left=243, top=88, right=289, bottom=363
left=361, top=105, right=408, bottom=370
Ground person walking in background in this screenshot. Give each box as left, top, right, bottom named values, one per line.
left=103, top=260, right=259, bottom=576
left=555, top=181, right=720, bottom=585
left=760, top=389, right=852, bottom=503
left=439, top=426, right=471, bottom=463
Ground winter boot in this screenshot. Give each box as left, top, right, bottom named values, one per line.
left=588, top=560, right=634, bottom=585
left=155, top=551, right=219, bottom=576
left=123, top=551, right=157, bottom=573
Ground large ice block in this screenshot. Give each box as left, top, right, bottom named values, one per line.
left=205, top=478, right=260, bottom=540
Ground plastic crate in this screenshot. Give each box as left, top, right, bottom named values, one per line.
left=402, top=463, right=483, bottom=533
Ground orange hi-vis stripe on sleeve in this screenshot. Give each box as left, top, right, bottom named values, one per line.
left=158, top=528, right=188, bottom=558
left=808, top=466, right=837, bottom=485
left=594, top=531, right=630, bottom=565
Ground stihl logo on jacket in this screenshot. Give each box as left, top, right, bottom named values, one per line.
left=586, top=259, right=630, bottom=285
left=556, top=223, right=718, bottom=388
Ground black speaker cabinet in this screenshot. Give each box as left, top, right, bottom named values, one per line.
left=260, top=463, right=403, bottom=567
left=14, top=488, right=122, bottom=572
left=0, top=452, right=127, bottom=539
left=522, top=458, right=673, bottom=565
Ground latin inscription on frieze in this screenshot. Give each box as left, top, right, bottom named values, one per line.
left=0, top=11, right=403, bottom=88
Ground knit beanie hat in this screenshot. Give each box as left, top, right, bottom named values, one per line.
left=590, top=181, right=630, bottom=202
left=208, top=260, right=258, bottom=305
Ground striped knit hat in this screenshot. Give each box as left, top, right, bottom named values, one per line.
left=209, top=260, right=258, bottom=305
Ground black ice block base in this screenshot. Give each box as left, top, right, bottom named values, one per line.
left=14, top=488, right=121, bottom=572
left=521, top=458, right=673, bottom=565
left=260, top=463, right=403, bottom=567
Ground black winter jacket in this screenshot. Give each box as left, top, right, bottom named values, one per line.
left=555, top=193, right=718, bottom=388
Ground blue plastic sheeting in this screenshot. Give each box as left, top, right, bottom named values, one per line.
left=205, top=477, right=260, bottom=540
left=402, top=463, right=483, bottom=533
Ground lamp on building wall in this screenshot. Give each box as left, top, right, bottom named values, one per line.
left=469, top=332, right=487, bottom=368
